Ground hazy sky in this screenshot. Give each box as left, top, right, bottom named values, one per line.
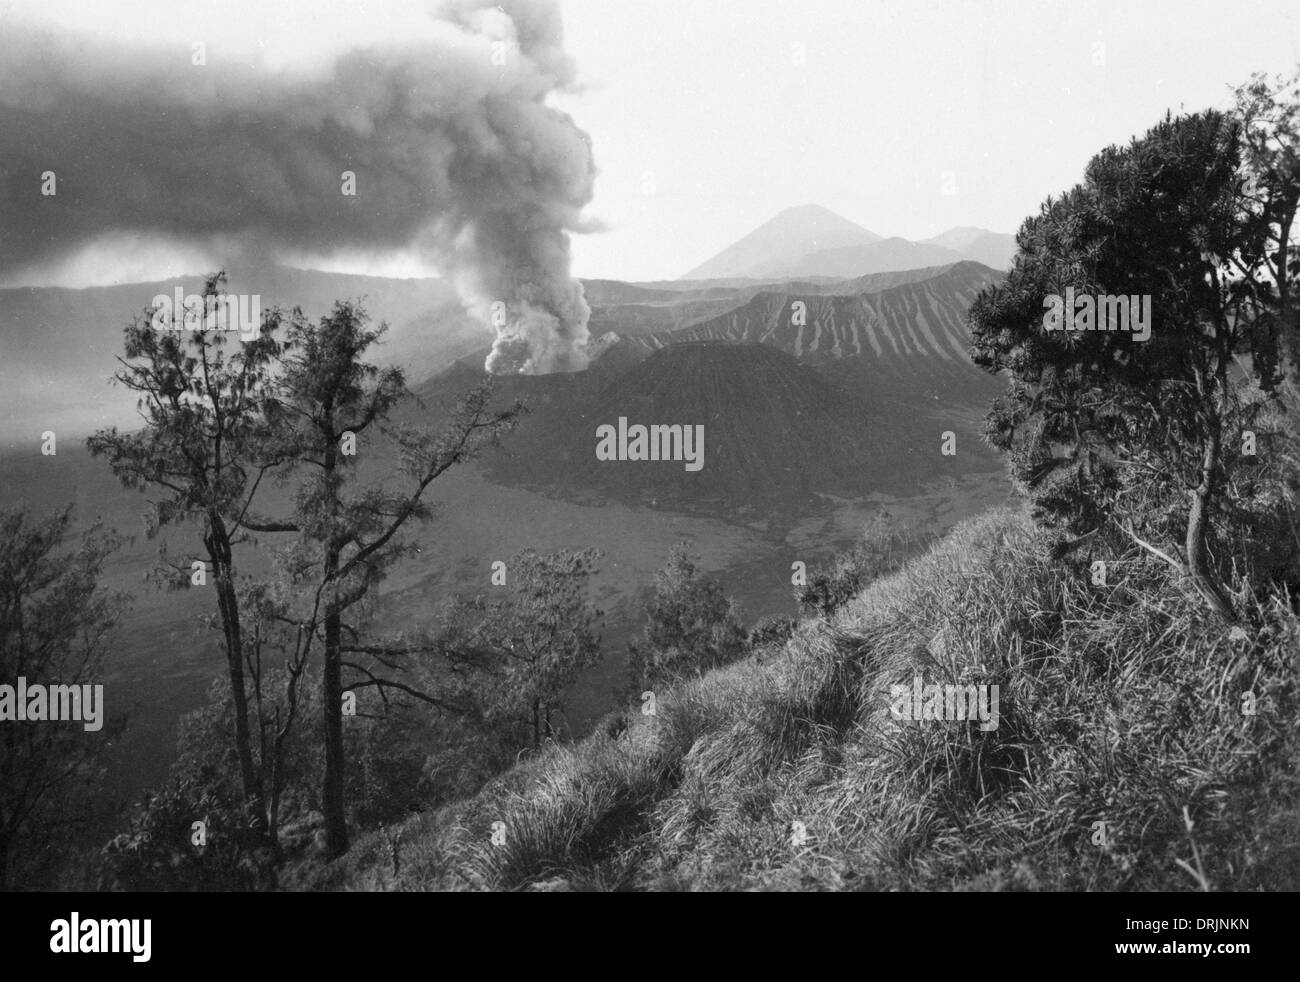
left=4, top=0, right=1299, bottom=285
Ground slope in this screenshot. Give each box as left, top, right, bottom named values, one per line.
left=608, top=260, right=1005, bottom=407
left=784, top=237, right=965, bottom=278
left=313, top=506, right=1300, bottom=892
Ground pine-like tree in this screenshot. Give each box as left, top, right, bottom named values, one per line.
left=969, top=111, right=1284, bottom=619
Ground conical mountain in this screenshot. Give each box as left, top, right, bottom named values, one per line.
left=681, top=204, right=881, bottom=280
left=478, top=341, right=960, bottom=511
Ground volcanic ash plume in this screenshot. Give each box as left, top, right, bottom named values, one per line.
left=0, top=0, right=595, bottom=374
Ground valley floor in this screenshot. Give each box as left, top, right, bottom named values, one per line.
left=0, top=444, right=1011, bottom=823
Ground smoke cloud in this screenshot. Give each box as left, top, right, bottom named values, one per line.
left=0, top=0, right=595, bottom=373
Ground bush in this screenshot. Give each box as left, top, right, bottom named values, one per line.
left=100, top=763, right=272, bottom=892
left=628, top=542, right=747, bottom=689
left=102, top=671, right=441, bottom=888
left=797, top=511, right=919, bottom=617
left=748, top=615, right=796, bottom=650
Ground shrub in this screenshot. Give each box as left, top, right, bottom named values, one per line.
left=628, top=542, right=747, bottom=688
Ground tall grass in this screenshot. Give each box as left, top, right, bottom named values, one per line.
left=314, top=506, right=1300, bottom=892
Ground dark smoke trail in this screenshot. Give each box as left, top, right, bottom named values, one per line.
left=0, top=0, right=596, bottom=373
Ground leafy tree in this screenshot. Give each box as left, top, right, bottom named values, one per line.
left=87, top=273, right=292, bottom=830
left=969, top=110, right=1284, bottom=619
left=0, top=506, right=125, bottom=888
left=270, top=300, right=522, bottom=857
left=628, top=543, right=746, bottom=688
left=1234, top=68, right=1300, bottom=374
left=441, top=548, right=603, bottom=751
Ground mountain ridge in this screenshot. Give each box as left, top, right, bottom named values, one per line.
left=611, top=260, right=1001, bottom=381
left=681, top=205, right=1016, bottom=280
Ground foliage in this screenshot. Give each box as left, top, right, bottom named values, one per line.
left=321, top=509, right=1300, bottom=893
left=628, top=543, right=747, bottom=689
left=796, top=511, right=918, bottom=618
left=87, top=272, right=295, bottom=828
left=442, top=548, right=604, bottom=751
left=0, top=506, right=126, bottom=889
left=969, top=110, right=1286, bottom=617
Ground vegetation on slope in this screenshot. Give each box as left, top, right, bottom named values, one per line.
left=310, top=505, right=1300, bottom=891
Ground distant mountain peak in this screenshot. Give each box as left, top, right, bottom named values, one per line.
left=921, top=226, right=992, bottom=248
left=920, top=228, right=1017, bottom=269
left=683, top=208, right=1016, bottom=281
left=772, top=203, right=861, bottom=222
left=681, top=205, right=880, bottom=281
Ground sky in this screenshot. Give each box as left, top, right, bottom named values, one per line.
left=2, top=0, right=1299, bottom=286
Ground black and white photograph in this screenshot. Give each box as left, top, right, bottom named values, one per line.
left=0, top=0, right=1296, bottom=953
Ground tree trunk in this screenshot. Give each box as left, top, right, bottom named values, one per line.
left=268, top=753, right=282, bottom=859
left=268, top=658, right=304, bottom=859
left=1185, top=430, right=1235, bottom=621
left=206, top=514, right=265, bottom=829
left=322, top=594, right=347, bottom=857
left=321, top=514, right=348, bottom=857
left=1282, top=201, right=1300, bottom=382
left=320, top=427, right=348, bottom=859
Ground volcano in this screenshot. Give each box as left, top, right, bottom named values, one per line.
left=463, top=341, right=987, bottom=513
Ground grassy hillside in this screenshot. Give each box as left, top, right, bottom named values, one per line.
left=306, top=506, right=1300, bottom=892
